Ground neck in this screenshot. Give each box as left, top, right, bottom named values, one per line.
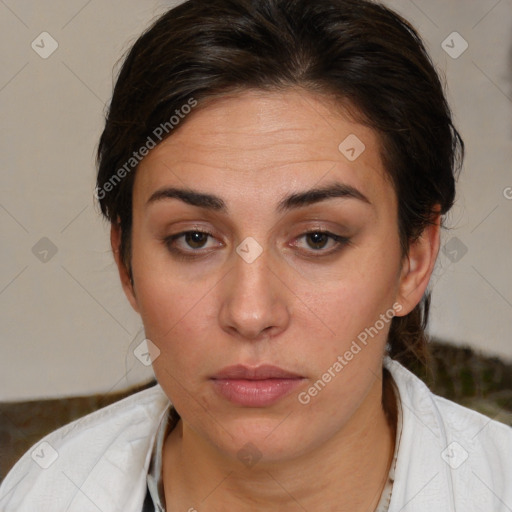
left=163, top=372, right=397, bottom=512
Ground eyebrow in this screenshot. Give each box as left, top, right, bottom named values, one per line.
left=147, top=188, right=227, bottom=211
left=277, top=182, right=371, bottom=213
left=146, top=182, right=371, bottom=213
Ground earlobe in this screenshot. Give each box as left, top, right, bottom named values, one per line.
left=110, top=223, right=140, bottom=313
left=396, top=215, right=441, bottom=316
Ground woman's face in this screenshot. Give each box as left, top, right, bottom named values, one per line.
left=118, top=89, right=425, bottom=463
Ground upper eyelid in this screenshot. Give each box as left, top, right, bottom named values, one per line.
left=168, top=228, right=342, bottom=238
left=170, top=229, right=214, bottom=236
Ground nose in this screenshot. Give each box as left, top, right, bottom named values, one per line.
left=218, top=248, right=290, bottom=341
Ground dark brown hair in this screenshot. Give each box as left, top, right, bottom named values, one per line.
left=96, top=0, right=464, bottom=369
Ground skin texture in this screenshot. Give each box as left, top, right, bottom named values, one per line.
left=111, top=89, right=440, bottom=511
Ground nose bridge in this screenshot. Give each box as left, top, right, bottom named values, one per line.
left=219, top=243, right=289, bottom=339
left=234, top=249, right=271, bottom=299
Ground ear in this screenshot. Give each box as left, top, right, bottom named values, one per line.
left=110, top=223, right=139, bottom=313
left=395, top=214, right=441, bottom=316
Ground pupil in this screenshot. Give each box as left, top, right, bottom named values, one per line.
left=186, top=232, right=207, bottom=248
left=307, top=233, right=328, bottom=249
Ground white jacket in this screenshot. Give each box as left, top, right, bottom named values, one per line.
left=1, top=358, right=511, bottom=511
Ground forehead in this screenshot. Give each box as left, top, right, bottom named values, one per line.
left=134, top=89, right=395, bottom=213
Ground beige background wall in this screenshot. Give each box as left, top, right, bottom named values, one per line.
left=1, top=0, right=511, bottom=401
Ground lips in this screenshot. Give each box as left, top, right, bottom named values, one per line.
left=211, top=364, right=305, bottom=407
left=211, top=364, right=303, bottom=380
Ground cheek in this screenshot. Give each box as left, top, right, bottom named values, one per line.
left=129, top=239, right=215, bottom=385
left=294, top=240, right=401, bottom=343
left=135, top=272, right=213, bottom=353
left=130, top=226, right=201, bottom=328
left=291, top=256, right=400, bottom=428
left=134, top=269, right=216, bottom=406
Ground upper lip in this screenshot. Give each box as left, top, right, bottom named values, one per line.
left=211, top=364, right=303, bottom=380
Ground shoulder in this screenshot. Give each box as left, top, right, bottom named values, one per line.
left=0, top=384, right=170, bottom=512
left=385, top=357, right=512, bottom=511
left=386, top=356, right=512, bottom=443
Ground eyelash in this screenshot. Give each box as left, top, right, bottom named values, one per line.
left=163, top=229, right=350, bottom=260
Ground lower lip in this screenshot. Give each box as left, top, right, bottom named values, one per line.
left=211, top=378, right=304, bottom=407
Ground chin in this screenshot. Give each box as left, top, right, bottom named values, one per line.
left=209, top=414, right=312, bottom=464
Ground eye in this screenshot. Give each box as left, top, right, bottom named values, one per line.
left=294, top=231, right=350, bottom=254
left=182, top=231, right=210, bottom=249
left=164, top=230, right=221, bottom=256
left=303, top=232, right=331, bottom=250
